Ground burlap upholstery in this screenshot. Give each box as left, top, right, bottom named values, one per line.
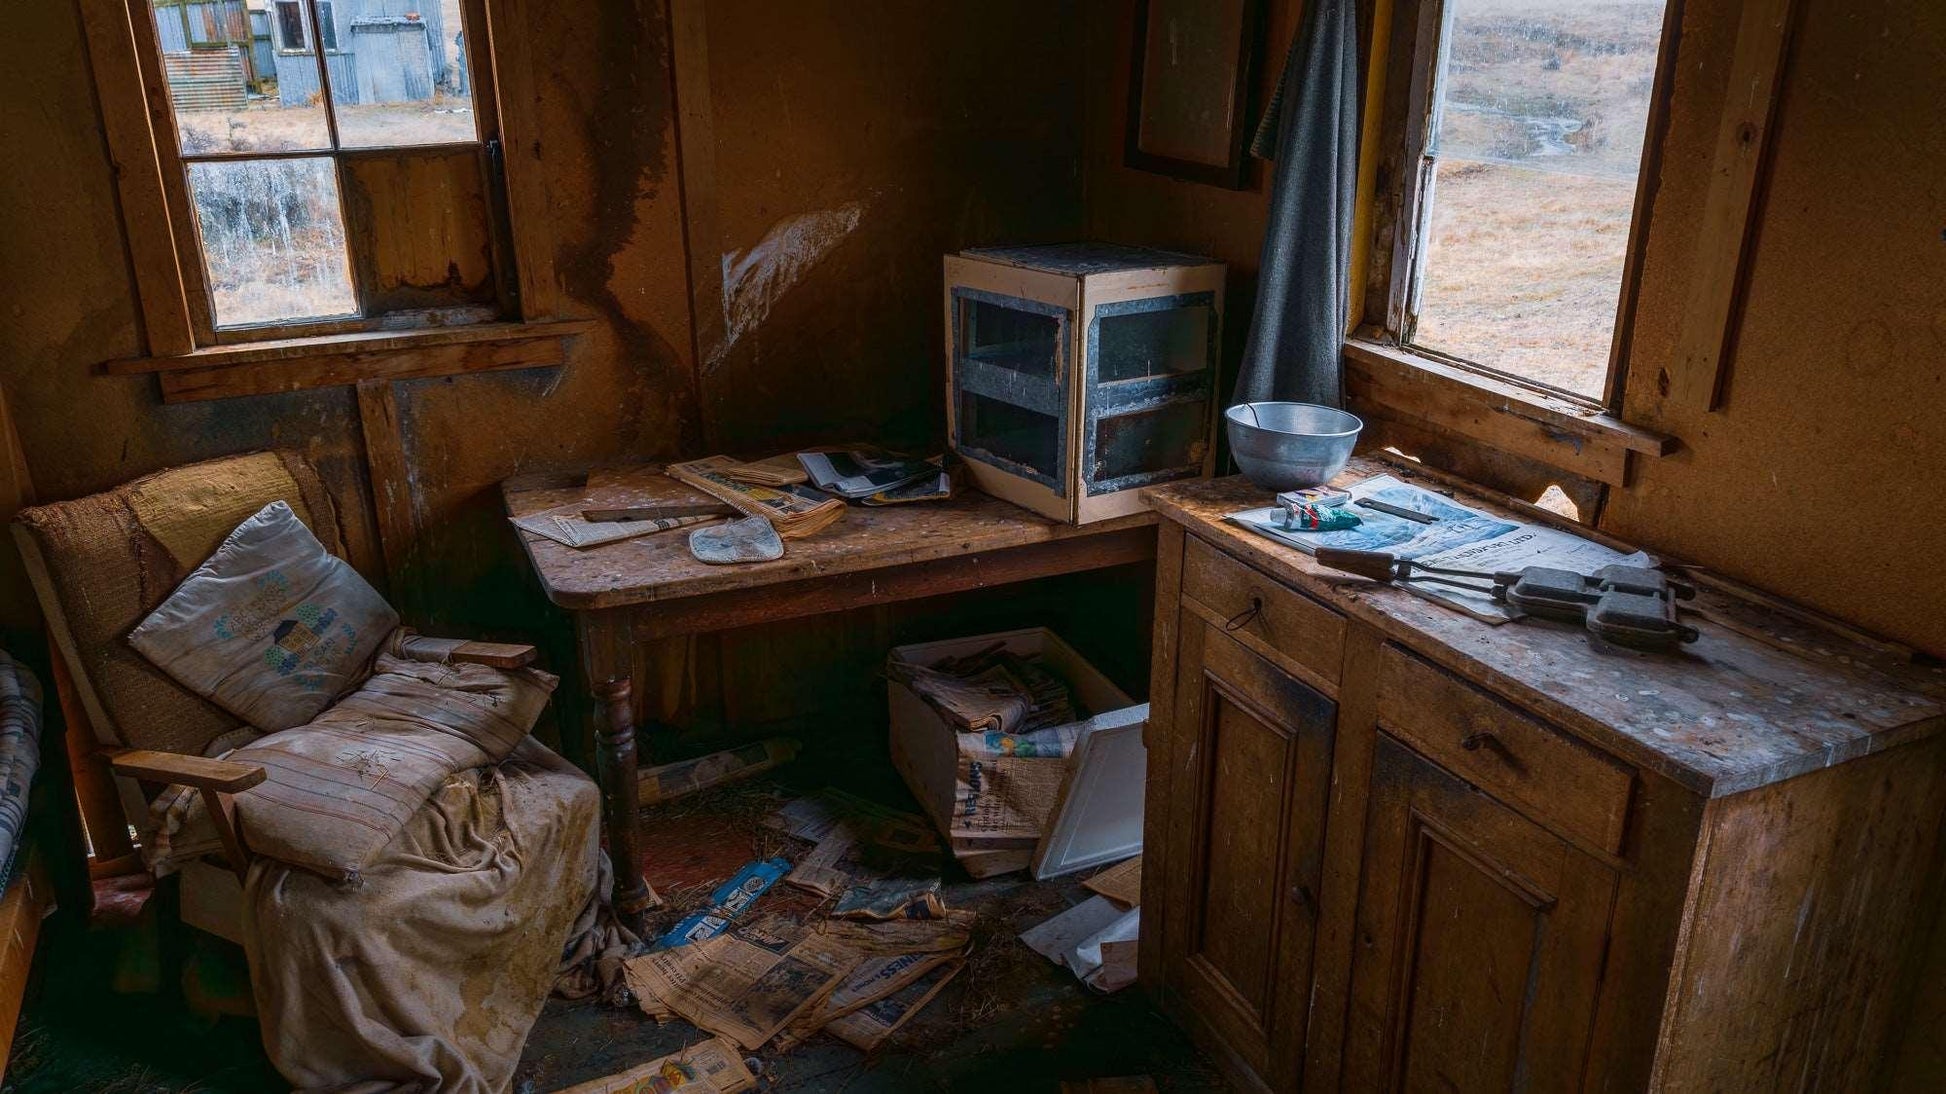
left=11, top=451, right=344, bottom=759
left=228, top=650, right=557, bottom=881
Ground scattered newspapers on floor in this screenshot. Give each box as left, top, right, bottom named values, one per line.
left=553, top=1037, right=756, bottom=1094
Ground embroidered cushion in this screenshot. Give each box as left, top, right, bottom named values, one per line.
left=129, top=501, right=397, bottom=732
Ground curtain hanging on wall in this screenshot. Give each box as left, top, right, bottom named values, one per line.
left=1233, top=0, right=1361, bottom=408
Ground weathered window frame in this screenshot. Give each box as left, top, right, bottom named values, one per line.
left=78, top=0, right=581, bottom=400
left=1345, top=0, right=1684, bottom=490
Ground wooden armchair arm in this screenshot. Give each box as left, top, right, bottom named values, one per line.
left=109, top=750, right=265, bottom=793
left=108, top=750, right=261, bottom=882
left=393, top=634, right=537, bottom=669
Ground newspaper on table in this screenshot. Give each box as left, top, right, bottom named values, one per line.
left=552, top=1037, right=756, bottom=1094
left=511, top=509, right=718, bottom=549
left=665, top=456, right=846, bottom=538
left=623, top=926, right=859, bottom=1049
left=1228, top=474, right=1652, bottom=623
left=795, top=448, right=940, bottom=500
left=861, top=461, right=954, bottom=506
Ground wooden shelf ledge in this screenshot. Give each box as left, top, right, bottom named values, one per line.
left=101, top=319, right=597, bottom=404
left=1342, top=338, right=1678, bottom=487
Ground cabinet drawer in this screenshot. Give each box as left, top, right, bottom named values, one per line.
left=1376, top=644, right=1633, bottom=855
left=1183, top=536, right=1344, bottom=687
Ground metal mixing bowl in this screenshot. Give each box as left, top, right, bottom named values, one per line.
left=1225, top=402, right=1364, bottom=490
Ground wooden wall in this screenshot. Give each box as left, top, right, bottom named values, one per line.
left=1086, top=0, right=1946, bottom=661
left=1599, top=0, right=1946, bottom=659
left=0, top=0, right=1084, bottom=646
left=1081, top=0, right=1302, bottom=411
left=0, top=0, right=699, bottom=636
left=682, top=1, right=1084, bottom=458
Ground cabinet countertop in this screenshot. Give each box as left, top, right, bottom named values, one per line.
left=1145, top=462, right=1946, bottom=797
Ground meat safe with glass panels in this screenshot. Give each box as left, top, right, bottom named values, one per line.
left=944, top=243, right=1226, bottom=524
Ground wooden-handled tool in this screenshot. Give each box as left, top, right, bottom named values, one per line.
left=584, top=502, right=738, bottom=523
left=1313, top=547, right=1404, bottom=583
left=1311, top=548, right=1698, bottom=651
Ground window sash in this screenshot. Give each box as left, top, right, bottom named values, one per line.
left=1377, top=0, right=1677, bottom=411
left=121, top=0, right=514, bottom=345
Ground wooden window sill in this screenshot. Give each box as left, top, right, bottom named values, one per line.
left=1341, top=337, right=1677, bottom=487
left=101, top=319, right=596, bottom=403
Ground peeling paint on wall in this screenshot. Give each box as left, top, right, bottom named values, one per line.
left=709, top=200, right=867, bottom=370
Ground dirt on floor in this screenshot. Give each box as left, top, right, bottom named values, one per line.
left=5, top=757, right=1219, bottom=1094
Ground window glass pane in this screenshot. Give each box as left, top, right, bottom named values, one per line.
left=958, top=392, right=1062, bottom=483
left=1096, top=303, right=1211, bottom=382
left=187, top=157, right=356, bottom=328
left=149, top=0, right=329, bottom=153
left=1091, top=399, right=1209, bottom=487
left=960, top=296, right=1062, bottom=381
left=1411, top=0, right=1667, bottom=398
left=329, top=0, right=479, bottom=148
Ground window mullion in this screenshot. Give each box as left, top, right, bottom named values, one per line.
left=300, top=0, right=342, bottom=149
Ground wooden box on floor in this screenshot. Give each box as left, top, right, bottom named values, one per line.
left=888, top=627, right=1135, bottom=877
left=943, top=243, right=1224, bottom=525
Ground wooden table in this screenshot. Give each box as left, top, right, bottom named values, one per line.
left=502, top=467, right=1158, bottom=929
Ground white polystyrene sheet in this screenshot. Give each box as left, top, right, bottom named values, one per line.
left=1031, top=703, right=1149, bottom=880
left=1020, top=895, right=1126, bottom=967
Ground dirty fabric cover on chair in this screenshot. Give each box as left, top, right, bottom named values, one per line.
left=229, top=649, right=557, bottom=882
left=247, top=737, right=613, bottom=1094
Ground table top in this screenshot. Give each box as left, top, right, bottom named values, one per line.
left=1146, top=460, right=1946, bottom=798
left=502, top=466, right=1157, bottom=611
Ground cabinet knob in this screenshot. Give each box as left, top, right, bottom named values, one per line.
left=1224, top=595, right=1264, bottom=631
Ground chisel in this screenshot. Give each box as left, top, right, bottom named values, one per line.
left=1354, top=497, right=1439, bottom=524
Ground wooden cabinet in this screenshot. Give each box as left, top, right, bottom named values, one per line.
left=1155, top=618, right=1336, bottom=1093
left=1341, top=736, right=1617, bottom=1092
left=1140, top=472, right=1946, bottom=1094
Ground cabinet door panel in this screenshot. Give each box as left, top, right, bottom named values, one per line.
left=1346, top=735, right=1618, bottom=1093
left=1163, top=621, right=1336, bottom=1090
left=1196, top=697, right=1292, bottom=1011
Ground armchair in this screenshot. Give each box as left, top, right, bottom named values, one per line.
left=12, top=451, right=622, bottom=1091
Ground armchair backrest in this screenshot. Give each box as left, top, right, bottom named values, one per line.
left=10, top=451, right=346, bottom=764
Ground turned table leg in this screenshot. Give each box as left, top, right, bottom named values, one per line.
left=594, top=676, right=657, bottom=935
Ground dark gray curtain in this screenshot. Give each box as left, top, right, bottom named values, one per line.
left=1233, top=0, right=1361, bottom=408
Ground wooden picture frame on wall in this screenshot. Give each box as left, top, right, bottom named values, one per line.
left=1125, top=0, right=1266, bottom=190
